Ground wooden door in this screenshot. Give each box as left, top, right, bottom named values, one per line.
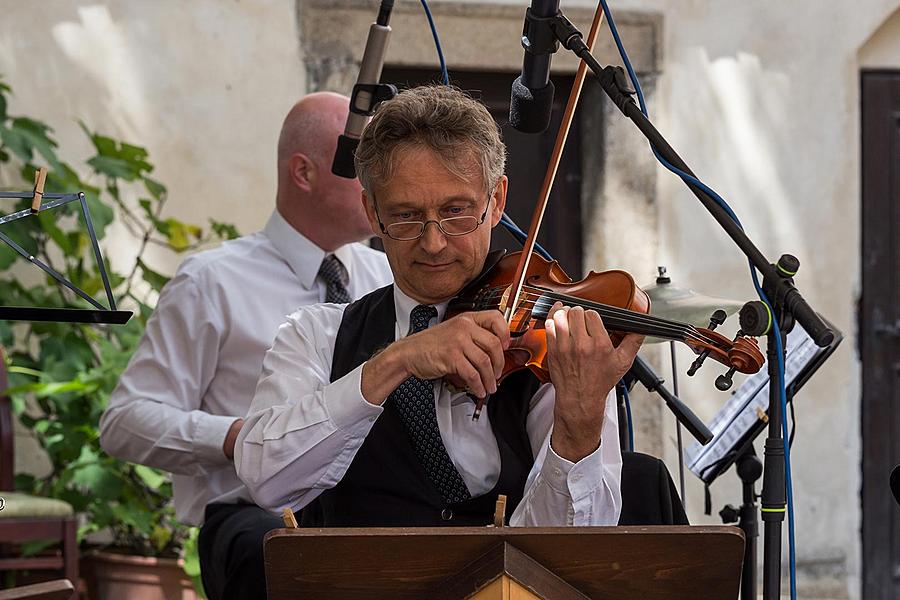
left=861, top=70, right=900, bottom=600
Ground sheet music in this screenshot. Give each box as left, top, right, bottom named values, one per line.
left=685, top=324, right=820, bottom=480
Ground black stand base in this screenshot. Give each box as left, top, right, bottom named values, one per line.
left=720, top=449, right=763, bottom=600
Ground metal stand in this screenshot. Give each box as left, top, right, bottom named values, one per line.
left=720, top=449, right=764, bottom=600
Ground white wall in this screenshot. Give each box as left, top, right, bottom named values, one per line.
left=0, top=0, right=305, bottom=278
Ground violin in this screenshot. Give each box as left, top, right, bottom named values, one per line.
left=447, top=250, right=764, bottom=387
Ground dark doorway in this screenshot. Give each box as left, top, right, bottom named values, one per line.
left=380, top=67, right=586, bottom=278
left=861, top=70, right=900, bottom=600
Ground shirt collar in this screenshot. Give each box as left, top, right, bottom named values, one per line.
left=263, top=210, right=355, bottom=290
left=393, top=285, right=448, bottom=338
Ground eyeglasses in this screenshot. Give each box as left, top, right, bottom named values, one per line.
left=372, top=195, right=492, bottom=241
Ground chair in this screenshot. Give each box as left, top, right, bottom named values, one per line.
left=0, top=579, right=75, bottom=600
left=0, top=348, right=78, bottom=587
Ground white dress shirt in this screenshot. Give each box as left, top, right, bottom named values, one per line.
left=100, top=210, right=393, bottom=525
left=236, top=285, right=623, bottom=526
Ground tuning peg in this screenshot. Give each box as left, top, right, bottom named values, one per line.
left=687, top=310, right=729, bottom=376
left=708, top=309, right=727, bottom=329
left=715, top=367, right=737, bottom=391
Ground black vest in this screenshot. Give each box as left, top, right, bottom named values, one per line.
left=301, top=285, right=541, bottom=527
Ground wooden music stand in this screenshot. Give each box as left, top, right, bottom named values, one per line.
left=265, top=526, right=744, bottom=599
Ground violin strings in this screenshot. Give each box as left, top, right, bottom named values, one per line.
left=472, top=285, right=707, bottom=341
left=469, top=285, right=724, bottom=348
left=474, top=285, right=693, bottom=337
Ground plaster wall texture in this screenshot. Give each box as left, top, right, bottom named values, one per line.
left=0, top=0, right=305, bottom=279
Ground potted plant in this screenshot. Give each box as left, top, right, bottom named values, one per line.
left=0, top=76, right=238, bottom=598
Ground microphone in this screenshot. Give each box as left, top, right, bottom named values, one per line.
left=509, top=0, right=561, bottom=134
left=332, top=1, right=396, bottom=179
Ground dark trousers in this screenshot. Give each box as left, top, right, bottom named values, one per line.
left=199, top=503, right=283, bottom=600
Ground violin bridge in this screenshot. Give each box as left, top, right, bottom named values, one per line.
left=498, top=286, right=511, bottom=313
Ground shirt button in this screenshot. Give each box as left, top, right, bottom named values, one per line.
left=572, top=473, right=582, bottom=482
left=441, top=509, right=453, bottom=521
left=553, top=468, right=563, bottom=478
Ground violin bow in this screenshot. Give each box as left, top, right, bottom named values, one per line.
left=504, top=3, right=605, bottom=324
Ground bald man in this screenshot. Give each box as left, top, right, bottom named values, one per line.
left=99, top=93, right=392, bottom=600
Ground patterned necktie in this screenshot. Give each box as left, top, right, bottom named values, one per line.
left=318, top=254, right=351, bottom=304
left=391, top=304, right=472, bottom=504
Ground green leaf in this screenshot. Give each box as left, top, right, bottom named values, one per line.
left=164, top=219, right=202, bottom=251
left=136, top=259, right=170, bottom=292
left=71, top=461, right=123, bottom=500
left=134, top=465, right=168, bottom=490
left=9, top=117, right=62, bottom=171
left=151, top=525, right=173, bottom=553
left=143, top=177, right=166, bottom=200
left=210, top=219, right=240, bottom=240
left=111, top=502, right=154, bottom=535
left=87, top=155, right=141, bottom=180
left=0, top=216, right=41, bottom=270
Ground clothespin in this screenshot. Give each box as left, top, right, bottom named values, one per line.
left=755, top=407, right=769, bottom=424
left=31, top=167, right=47, bottom=213
left=493, top=494, right=507, bottom=527
left=282, top=507, right=299, bottom=528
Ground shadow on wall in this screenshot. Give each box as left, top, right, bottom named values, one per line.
left=663, top=47, right=807, bottom=290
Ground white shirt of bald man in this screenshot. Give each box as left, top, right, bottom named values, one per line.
left=236, top=284, right=622, bottom=527
left=99, top=210, right=392, bottom=526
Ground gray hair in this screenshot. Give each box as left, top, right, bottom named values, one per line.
left=354, top=85, right=506, bottom=195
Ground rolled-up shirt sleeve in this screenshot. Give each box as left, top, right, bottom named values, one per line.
left=235, top=304, right=383, bottom=514
left=510, top=386, right=621, bottom=526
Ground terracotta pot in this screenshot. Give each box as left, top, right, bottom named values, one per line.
left=80, top=550, right=200, bottom=600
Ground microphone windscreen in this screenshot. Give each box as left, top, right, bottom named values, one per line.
left=892, top=465, right=900, bottom=506
left=509, top=76, right=555, bottom=134
left=332, top=135, right=360, bottom=179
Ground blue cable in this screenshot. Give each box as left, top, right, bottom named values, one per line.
left=420, top=0, right=449, bottom=85
left=598, top=0, right=796, bottom=596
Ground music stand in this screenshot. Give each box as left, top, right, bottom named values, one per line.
left=1, top=189, right=131, bottom=325
left=685, top=316, right=843, bottom=486
left=264, top=525, right=745, bottom=599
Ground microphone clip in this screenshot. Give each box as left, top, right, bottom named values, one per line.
left=349, top=82, right=399, bottom=118
left=521, top=7, right=561, bottom=56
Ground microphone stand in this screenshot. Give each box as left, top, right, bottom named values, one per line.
left=624, top=356, right=713, bottom=445
left=529, top=11, right=835, bottom=599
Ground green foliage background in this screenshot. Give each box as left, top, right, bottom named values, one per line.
left=0, top=77, right=239, bottom=591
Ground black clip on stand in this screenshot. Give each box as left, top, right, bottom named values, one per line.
left=525, top=9, right=835, bottom=599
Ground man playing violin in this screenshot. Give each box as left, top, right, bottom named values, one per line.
left=235, top=85, right=643, bottom=527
